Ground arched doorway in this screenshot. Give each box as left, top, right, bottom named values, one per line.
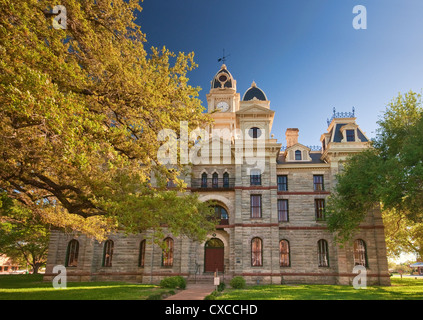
left=204, top=238, right=224, bottom=273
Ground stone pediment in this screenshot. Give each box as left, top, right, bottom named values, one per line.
left=236, top=104, right=274, bottom=115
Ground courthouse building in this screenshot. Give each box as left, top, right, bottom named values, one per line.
left=45, top=65, right=391, bottom=285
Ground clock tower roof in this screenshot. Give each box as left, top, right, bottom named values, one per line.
left=211, top=64, right=236, bottom=90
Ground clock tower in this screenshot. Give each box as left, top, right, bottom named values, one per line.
left=206, top=64, right=240, bottom=132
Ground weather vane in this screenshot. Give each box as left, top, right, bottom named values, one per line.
left=217, top=49, right=230, bottom=64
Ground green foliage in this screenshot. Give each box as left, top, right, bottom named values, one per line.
left=0, top=192, right=50, bottom=273
left=383, top=209, right=423, bottom=260
left=326, top=91, right=423, bottom=245
left=217, top=281, right=226, bottom=292
left=159, top=276, right=186, bottom=290
left=0, top=0, right=215, bottom=242
left=230, top=276, right=246, bottom=289
left=146, top=293, right=162, bottom=300
left=204, top=290, right=220, bottom=300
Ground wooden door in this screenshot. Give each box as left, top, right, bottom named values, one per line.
left=204, top=238, right=224, bottom=273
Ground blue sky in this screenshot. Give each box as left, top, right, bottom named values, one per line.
left=137, top=0, right=423, bottom=146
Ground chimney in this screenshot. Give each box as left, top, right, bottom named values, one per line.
left=285, top=128, right=299, bottom=147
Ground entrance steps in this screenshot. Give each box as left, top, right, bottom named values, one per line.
left=187, top=273, right=229, bottom=284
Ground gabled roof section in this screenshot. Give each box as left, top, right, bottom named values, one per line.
left=235, top=103, right=274, bottom=115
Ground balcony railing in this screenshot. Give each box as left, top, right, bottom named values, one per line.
left=191, top=178, right=235, bottom=190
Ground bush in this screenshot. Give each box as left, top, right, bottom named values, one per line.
left=204, top=290, right=219, bottom=300
left=146, top=293, right=162, bottom=300
left=160, top=276, right=186, bottom=289
left=230, top=276, right=246, bottom=289
left=217, top=282, right=226, bottom=292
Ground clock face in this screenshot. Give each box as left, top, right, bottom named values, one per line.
left=216, top=101, right=229, bottom=112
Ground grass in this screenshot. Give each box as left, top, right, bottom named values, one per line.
left=0, top=274, right=174, bottom=300
left=215, top=276, right=423, bottom=300
left=2, top=274, right=423, bottom=300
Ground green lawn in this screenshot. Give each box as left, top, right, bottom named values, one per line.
left=0, top=274, right=173, bottom=300
left=215, top=276, right=423, bottom=300
left=1, top=274, right=423, bottom=300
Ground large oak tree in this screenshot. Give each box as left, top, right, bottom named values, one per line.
left=0, top=0, right=215, bottom=242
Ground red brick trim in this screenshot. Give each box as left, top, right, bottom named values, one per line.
left=241, top=272, right=391, bottom=278
left=277, top=191, right=331, bottom=195
left=235, top=186, right=278, bottom=190
left=279, top=225, right=385, bottom=231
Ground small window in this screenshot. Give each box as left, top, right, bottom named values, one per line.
left=318, top=239, right=329, bottom=267
left=201, top=172, right=208, bottom=188
left=102, top=240, right=114, bottom=267
left=250, top=195, right=262, bottom=218
left=212, top=172, right=219, bottom=188
left=315, top=199, right=325, bottom=220
left=139, top=240, right=146, bottom=267
left=277, top=175, right=288, bottom=191
left=251, top=237, right=263, bottom=267
left=248, top=127, right=261, bottom=139
left=280, top=240, right=290, bottom=267
left=295, top=150, right=302, bottom=161
left=313, top=175, right=324, bottom=191
left=250, top=169, right=262, bottom=186
left=353, top=239, right=368, bottom=267
left=66, top=239, right=79, bottom=267
left=162, top=237, right=174, bottom=267
left=223, top=172, right=230, bottom=188
left=346, top=130, right=355, bottom=142
left=278, top=199, right=289, bottom=222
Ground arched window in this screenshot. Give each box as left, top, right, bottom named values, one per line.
left=251, top=237, right=263, bottom=267
left=318, top=239, right=329, bottom=267
left=223, top=172, right=230, bottom=188
left=201, top=172, right=208, bottom=188
left=162, top=237, right=174, bottom=267
left=280, top=240, right=290, bottom=267
left=214, top=205, right=229, bottom=225
left=248, top=127, right=261, bottom=139
left=354, top=239, right=368, bottom=267
left=295, top=150, right=302, bottom=161
left=102, top=240, right=114, bottom=267
left=66, top=239, right=79, bottom=267
left=138, top=240, right=146, bottom=267
left=212, top=172, right=219, bottom=188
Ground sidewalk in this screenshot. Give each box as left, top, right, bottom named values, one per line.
left=164, top=283, right=216, bottom=300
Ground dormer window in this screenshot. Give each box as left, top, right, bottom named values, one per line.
left=346, top=130, right=355, bottom=142
left=295, top=150, right=302, bottom=161
left=339, top=123, right=361, bottom=143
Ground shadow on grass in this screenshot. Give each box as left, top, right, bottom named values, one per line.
left=0, top=274, right=166, bottom=300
